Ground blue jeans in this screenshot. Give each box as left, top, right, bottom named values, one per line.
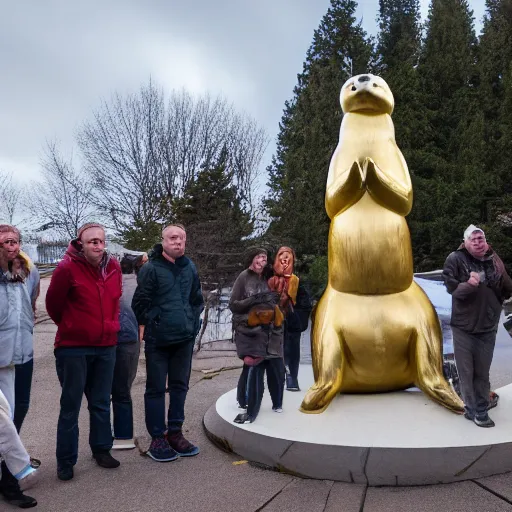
left=55, top=346, right=116, bottom=467
left=14, top=359, right=34, bottom=433
left=144, top=340, right=194, bottom=438
left=112, top=341, right=140, bottom=439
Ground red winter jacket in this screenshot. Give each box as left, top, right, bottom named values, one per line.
left=46, top=241, right=122, bottom=348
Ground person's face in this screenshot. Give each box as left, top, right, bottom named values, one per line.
left=0, top=231, right=20, bottom=262
left=162, top=227, right=186, bottom=260
left=279, top=251, right=292, bottom=272
left=250, top=253, right=267, bottom=274
left=80, top=227, right=106, bottom=266
left=465, top=231, right=488, bottom=259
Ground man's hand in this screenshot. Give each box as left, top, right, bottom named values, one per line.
left=468, top=271, right=480, bottom=287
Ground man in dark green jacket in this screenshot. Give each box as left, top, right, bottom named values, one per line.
left=132, top=224, right=203, bottom=462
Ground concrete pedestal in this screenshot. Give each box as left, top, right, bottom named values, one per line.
left=203, top=365, right=512, bottom=486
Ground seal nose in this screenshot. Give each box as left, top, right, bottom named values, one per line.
left=358, top=75, right=371, bottom=83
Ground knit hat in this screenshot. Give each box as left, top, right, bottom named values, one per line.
left=244, top=246, right=267, bottom=269
left=77, top=222, right=105, bottom=240
left=463, top=224, right=485, bottom=241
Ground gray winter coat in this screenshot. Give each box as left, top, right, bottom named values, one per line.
left=229, top=269, right=283, bottom=359
left=0, top=278, right=34, bottom=368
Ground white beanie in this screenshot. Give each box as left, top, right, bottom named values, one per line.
left=464, top=224, right=485, bottom=241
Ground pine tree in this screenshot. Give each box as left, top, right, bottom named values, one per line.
left=407, top=0, right=479, bottom=269
left=265, top=0, right=372, bottom=260
left=477, top=0, right=512, bottom=264
left=172, top=148, right=253, bottom=287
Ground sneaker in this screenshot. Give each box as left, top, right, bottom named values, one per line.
left=0, top=488, right=37, bottom=508
left=17, top=467, right=40, bottom=492
left=488, top=392, right=499, bottom=411
left=272, top=407, right=283, bottom=413
left=147, top=436, right=179, bottom=462
left=93, top=452, right=121, bottom=468
left=237, top=402, right=248, bottom=410
left=112, top=438, right=136, bottom=450
left=233, top=413, right=254, bottom=424
left=167, top=431, right=200, bottom=457
left=286, top=375, right=300, bottom=392
left=29, top=458, right=41, bottom=469
left=464, top=411, right=474, bottom=421
left=57, top=465, right=74, bottom=481
left=474, top=414, right=495, bottom=428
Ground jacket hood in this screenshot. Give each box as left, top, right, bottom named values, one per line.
left=66, top=239, right=111, bottom=272
left=148, top=243, right=189, bottom=267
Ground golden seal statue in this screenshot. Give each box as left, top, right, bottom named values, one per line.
left=300, top=74, right=464, bottom=414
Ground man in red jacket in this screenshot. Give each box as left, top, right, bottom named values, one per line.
left=46, top=223, right=122, bottom=482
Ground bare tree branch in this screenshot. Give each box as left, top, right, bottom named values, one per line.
left=76, top=80, right=269, bottom=236
left=0, top=171, right=22, bottom=224
left=24, top=140, right=97, bottom=239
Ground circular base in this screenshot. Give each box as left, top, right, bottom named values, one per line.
left=204, top=365, right=512, bottom=486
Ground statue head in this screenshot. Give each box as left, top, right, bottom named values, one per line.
left=340, top=74, right=394, bottom=116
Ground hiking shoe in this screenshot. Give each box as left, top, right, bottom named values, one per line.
left=0, top=487, right=37, bottom=508
left=93, top=452, right=120, bottom=468
left=57, top=465, right=74, bottom=481
left=234, top=413, right=254, bottom=424
left=167, top=431, right=200, bottom=457
left=474, top=414, right=495, bottom=428
left=147, top=436, right=179, bottom=462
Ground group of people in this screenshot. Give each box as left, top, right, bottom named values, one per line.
left=229, top=246, right=311, bottom=424
left=1, top=218, right=511, bottom=508
left=0, top=222, right=206, bottom=508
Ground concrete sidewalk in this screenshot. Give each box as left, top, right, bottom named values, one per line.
left=6, top=278, right=512, bottom=511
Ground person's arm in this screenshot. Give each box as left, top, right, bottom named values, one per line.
left=442, top=252, right=478, bottom=299
left=131, top=263, right=157, bottom=326
left=229, top=273, right=259, bottom=314
left=45, top=263, right=71, bottom=324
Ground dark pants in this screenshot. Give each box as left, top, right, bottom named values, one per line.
left=112, top=342, right=140, bottom=440
left=55, top=346, right=116, bottom=467
left=144, top=340, right=194, bottom=438
left=284, top=330, right=301, bottom=384
left=246, top=358, right=285, bottom=420
left=236, top=365, right=249, bottom=408
left=14, top=359, right=34, bottom=433
left=452, top=327, right=496, bottom=417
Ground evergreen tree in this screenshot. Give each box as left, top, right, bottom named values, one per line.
left=264, top=0, right=372, bottom=260
left=172, top=148, right=253, bottom=287
left=477, top=0, right=512, bottom=264
left=407, top=0, right=479, bottom=269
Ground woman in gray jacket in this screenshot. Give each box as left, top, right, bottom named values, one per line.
left=0, top=225, right=38, bottom=508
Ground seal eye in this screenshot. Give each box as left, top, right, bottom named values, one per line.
left=373, top=83, right=378, bottom=88
left=351, top=86, right=357, bottom=91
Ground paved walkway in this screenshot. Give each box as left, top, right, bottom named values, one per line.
left=6, top=279, right=512, bottom=511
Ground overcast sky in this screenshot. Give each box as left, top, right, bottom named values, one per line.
left=0, top=0, right=486, bottom=188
